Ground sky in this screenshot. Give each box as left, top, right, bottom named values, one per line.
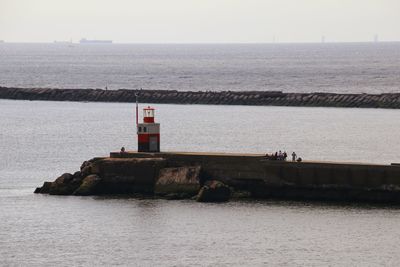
left=0, top=0, right=399, bottom=43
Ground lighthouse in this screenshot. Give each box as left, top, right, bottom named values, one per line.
left=137, top=106, right=160, bottom=152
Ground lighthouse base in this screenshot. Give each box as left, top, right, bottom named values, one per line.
left=138, top=132, right=160, bottom=152
left=138, top=140, right=160, bottom=152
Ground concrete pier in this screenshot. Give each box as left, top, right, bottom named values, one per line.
left=107, top=151, right=400, bottom=202
left=35, top=151, right=400, bottom=203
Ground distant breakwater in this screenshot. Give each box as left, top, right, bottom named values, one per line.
left=1, top=87, right=400, bottom=109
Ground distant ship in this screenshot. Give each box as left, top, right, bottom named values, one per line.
left=54, top=40, right=72, bottom=44
left=80, top=38, right=112, bottom=44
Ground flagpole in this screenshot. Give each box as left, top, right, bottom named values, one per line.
left=135, top=92, right=139, bottom=131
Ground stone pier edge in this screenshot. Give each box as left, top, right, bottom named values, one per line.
left=1, top=87, right=400, bottom=109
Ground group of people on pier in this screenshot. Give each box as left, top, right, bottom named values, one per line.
left=265, top=151, right=302, bottom=162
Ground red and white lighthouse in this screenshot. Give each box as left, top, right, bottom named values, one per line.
left=137, top=106, right=160, bottom=152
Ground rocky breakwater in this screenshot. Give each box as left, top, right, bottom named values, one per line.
left=34, top=160, right=102, bottom=196
left=35, top=156, right=232, bottom=202
left=2, top=86, right=400, bottom=109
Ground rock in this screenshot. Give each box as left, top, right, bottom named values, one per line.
left=80, top=160, right=96, bottom=176
left=155, top=166, right=201, bottom=198
left=42, top=181, right=53, bottom=193
left=71, top=171, right=84, bottom=184
left=73, top=171, right=81, bottom=178
left=54, top=173, right=73, bottom=183
left=196, top=180, right=231, bottom=203
left=61, top=173, right=74, bottom=183
left=34, top=181, right=53, bottom=194
left=81, top=165, right=92, bottom=177
left=49, top=173, right=81, bottom=195
left=73, top=174, right=102, bottom=196
left=80, top=161, right=90, bottom=170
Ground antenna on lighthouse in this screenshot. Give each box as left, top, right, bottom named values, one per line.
left=135, top=91, right=139, bottom=129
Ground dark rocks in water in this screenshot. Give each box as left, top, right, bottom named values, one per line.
left=73, top=174, right=101, bottom=196
left=34, top=171, right=95, bottom=196
left=34, top=181, right=53, bottom=194
left=34, top=157, right=165, bottom=196
left=80, top=161, right=93, bottom=177
left=197, top=180, right=232, bottom=203
left=34, top=187, right=41, bottom=194
left=59, top=173, right=74, bottom=183
left=80, top=161, right=89, bottom=170
left=73, top=171, right=82, bottom=179
left=71, top=171, right=84, bottom=185
left=49, top=173, right=81, bottom=195
left=155, top=166, right=201, bottom=198
left=34, top=157, right=231, bottom=202
left=40, top=170, right=91, bottom=196
left=41, top=181, right=53, bottom=193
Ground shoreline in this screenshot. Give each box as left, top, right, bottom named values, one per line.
left=1, top=86, right=400, bottom=109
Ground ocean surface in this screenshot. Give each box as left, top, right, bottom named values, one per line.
left=2, top=99, right=400, bottom=266
left=1, top=42, right=400, bottom=93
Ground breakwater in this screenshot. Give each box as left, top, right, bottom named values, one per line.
left=36, top=151, right=400, bottom=203
left=2, top=87, right=400, bottom=109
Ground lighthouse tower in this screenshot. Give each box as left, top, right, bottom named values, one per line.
left=137, top=106, right=160, bottom=152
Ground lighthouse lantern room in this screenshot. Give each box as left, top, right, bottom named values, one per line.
left=137, top=106, right=160, bottom=152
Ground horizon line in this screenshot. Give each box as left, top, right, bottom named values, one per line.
left=2, top=40, right=400, bottom=45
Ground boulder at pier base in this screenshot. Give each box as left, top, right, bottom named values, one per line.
left=34, top=181, right=53, bottom=194
left=196, top=180, right=232, bottom=203
left=73, top=174, right=102, bottom=196
left=155, top=166, right=201, bottom=198
left=49, top=173, right=81, bottom=195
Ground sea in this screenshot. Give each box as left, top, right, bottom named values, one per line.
left=1, top=43, right=400, bottom=266
left=0, top=42, right=400, bottom=93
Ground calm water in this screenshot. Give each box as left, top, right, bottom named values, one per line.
left=2, top=100, right=400, bottom=266
left=1, top=43, right=400, bottom=93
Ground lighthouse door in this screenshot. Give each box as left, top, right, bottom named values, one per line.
left=149, top=136, right=158, bottom=152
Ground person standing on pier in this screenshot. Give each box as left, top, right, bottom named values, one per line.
left=292, top=152, right=297, bottom=161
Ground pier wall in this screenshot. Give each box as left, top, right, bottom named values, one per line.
left=2, top=87, right=400, bottom=109
left=110, top=152, right=400, bottom=202
left=91, top=157, right=166, bottom=194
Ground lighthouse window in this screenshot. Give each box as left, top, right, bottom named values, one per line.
left=145, top=109, right=154, bottom=117
left=144, top=127, right=147, bottom=132
left=138, top=127, right=142, bottom=132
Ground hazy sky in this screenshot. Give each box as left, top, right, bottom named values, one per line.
left=0, top=0, right=399, bottom=43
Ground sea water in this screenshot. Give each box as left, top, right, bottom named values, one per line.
left=2, top=100, right=400, bottom=266
left=1, top=42, right=400, bottom=93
